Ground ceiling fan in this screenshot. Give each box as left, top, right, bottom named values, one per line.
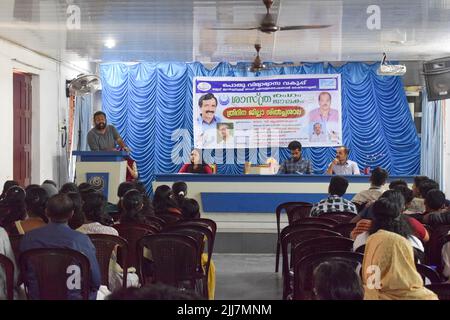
left=209, top=0, right=331, bottom=34
left=242, top=43, right=302, bottom=73
left=67, top=74, right=101, bottom=96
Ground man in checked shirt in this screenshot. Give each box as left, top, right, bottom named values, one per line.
left=277, top=140, right=312, bottom=174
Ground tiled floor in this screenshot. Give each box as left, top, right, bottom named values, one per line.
left=213, top=254, right=283, bottom=300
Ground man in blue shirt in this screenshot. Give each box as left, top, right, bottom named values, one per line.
left=20, top=194, right=101, bottom=300
left=195, top=93, right=222, bottom=148
left=278, top=140, right=312, bottom=174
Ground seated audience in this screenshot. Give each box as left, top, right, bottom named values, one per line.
left=409, top=176, right=431, bottom=212
left=153, top=185, right=181, bottom=215
left=313, top=260, right=364, bottom=300
left=41, top=180, right=58, bottom=197
left=77, top=192, right=138, bottom=290
left=181, top=198, right=201, bottom=220
left=172, top=181, right=188, bottom=208
left=0, top=226, right=19, bottom=299
left=362, top=229, right=438, bottom=300
left=0, top=180, right=19, bottom=203
left=442, top=231, right=450, bottom=282
left=59, top=182, right=79, bottom=194
left=12, top=187, right=49, bottom=235
left=67, top=192, right=84, bottom=230
left=310, top=176, right=357, bottom=217
left=119, top=189, right=149, bottom=224
left=116, top=181, right=135, bottom=215
left=351, top=167, right=388, bottom=208
left=133, top=181, right=154, bottom=218
left=388, top=179, right=408, bottom=189
left=20, top=194, right=101, bottom=299
left=351, top=190, right=429, bottom=244
left=0, top=186, right=27, bottom=233
left=107, top=283, right=202, bottom=300
left=421, top=189, right=449, bottom=225
left=179, top=149, right=213, bottom=174
left=353, top=195, right=425, bottom=260
left=394, top=185, right=416, bottom=215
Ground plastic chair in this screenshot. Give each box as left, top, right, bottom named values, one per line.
left=87, top=234, right=129, bottom=290
left=275, top=202, right=312, bottom=272
left=157, top=213, right=182, bottom=225
left=320, top=212, right=356, bottom=224
left=280, top=228, right=342, bottom=299
left=145, top=216, right=167, bottom=229
left=294, top=251, right=364, bottom=300
left=163, top=224, right=214, bottom=276
left=415, top=263, right=442, bottom=284
left=333, top=223, right=357, bottom=238
left=426, top=283, right=450, bottom=300
left=292, top=217, right=339, bottom=228
left=174, top=218, right=217, bottom=240
left=0, top=253, right=14, bottom=300
left=293, top=236, right=354, bottom=272
left=19, top=248, right=91, bottom=300
left=137, top=234, right=207, bottom=298
left=113, top=223, right=158, bottom=268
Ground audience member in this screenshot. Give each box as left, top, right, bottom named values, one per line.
left=172, top=181, right=188, bottom=208
left=409, top=176, right=429, bottom=212
left=313, top=260, right=364, bottom=300
left=119, top=189, right=148, bottom=224
left=422, top=189, right=449, bottom=225
left=153, top=185, right=181, bottom=215
left=41, top=180, right=58, bottom=197
left=0, top=186, right=27, bottom=233
left=352, top=167, right=388, bottom=207
left=310, top=176, right=357, bottom=216
left=0, top=226, right=19, bottom=299
left=181, top=198, right=201, bottom=220
left=133, top=181, right=154, bottom=218
left=362, top=230, right=438, bottom=300
left=66, top=192, right=84, bottom=230
left=20, top=194, right=101, bottom=299
left=388, top=179, right=408, bottom=190
left=59, top=182, right=79, bottom=194
left=11, top=187, right=49, bottom=235
left=0, top=180, right=19, bottom=203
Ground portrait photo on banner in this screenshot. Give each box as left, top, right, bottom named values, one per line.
left=192, top=74, right=342, bottom=149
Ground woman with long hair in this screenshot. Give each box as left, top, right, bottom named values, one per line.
left=120, top=189, right=148, bottom=224
left=152, top=185, right=181, bottom=215
left=12, top=187, right=49, bottom=235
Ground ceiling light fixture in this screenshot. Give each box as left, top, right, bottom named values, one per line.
left=104, top=38, right=116, bottom=49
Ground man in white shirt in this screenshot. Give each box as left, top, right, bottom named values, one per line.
left=326, top=146, right=360, bottom=175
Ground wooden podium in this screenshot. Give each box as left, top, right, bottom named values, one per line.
left=72, top=151, right=128, bottom=203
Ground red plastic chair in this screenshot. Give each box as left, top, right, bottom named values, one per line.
left=333, top=223, right=357, bottom=239
left=137, top=234, right=207, bottom=298
left=157, top=213, right=182, bottom=225
left=275, top=201, right=312, bottom=272
left=280, top=228, right=342, bottom=299
left=113, top=223, right=158, bottom=268
left=87, top=234, right=129, bottom=290
left=19, top=248, right=91, bottom=300
left=291, top=217, right=339, bottom=228
left=0, top=253, right=14, bottom=300
left=294, top=251, right=364, bottom=300
left=320, top=212, right=356, bottom=224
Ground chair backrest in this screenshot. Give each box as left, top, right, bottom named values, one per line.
left=145, top=216, right=167, bottom=229
left=87, top=234, right=128, bottom=290
left=8, top=234, right=23, bottom=261
left=425, top=283, right=450, bottom=300
left=137, top=234, right=200, bottom=287
left=175, top=218, right=217, bottom=239
left=415, top=263, right=442, bottom=284
left=0, top=253, right=14, bottom=300
left=163, top=223, right=214, bottom=276
left=286, top=205, right=314, bottom=224
left=113, top=223, right=158, bottom=268
left=333, top=223, right=357, bottom=238
left=281, top=224, right=340, bottom=239
left=293, top=217, right=339, bottom=228
left=320, top=212, right=356, bottom=224
left=19, top=248, right=91, bottom=300
left=276, top=202, right=312, bottom=233
left=293, top=236, right=354, bottom=271
left=157, top=213, right=182, bottom=225
left=294, top=251, right=364, bottom=300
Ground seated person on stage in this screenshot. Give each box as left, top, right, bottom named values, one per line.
left=87, top=111, right=130, bottom=152
left=310, top=176, right=357, bottom=216
left=326, top=146, right=360, bottom=175
left=179, top=149, right=213, bottom=174
left=20, top=194, right=101, bottom=300
left=277, top=141, right=312, bottom=174
left=351, top=167, right=388, bottom=209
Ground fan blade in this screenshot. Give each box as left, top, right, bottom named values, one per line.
left=278, top=25, right=331, bottom=31
left=208, top=26, right=259, bottom=31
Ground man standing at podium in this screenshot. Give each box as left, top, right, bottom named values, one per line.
left=87, top=111, right=130, bottom=152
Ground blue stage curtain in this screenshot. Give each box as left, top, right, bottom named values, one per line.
left=100, top=62, right=420, bottom=192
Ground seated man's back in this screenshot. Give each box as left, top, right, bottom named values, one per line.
left=20, top=194, right=101, bottom=300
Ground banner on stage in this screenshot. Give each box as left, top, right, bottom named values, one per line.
left=193, top=74, right=342, bottom=149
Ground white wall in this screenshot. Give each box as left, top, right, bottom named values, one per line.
left=0, top=38, right=92, bottom=188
